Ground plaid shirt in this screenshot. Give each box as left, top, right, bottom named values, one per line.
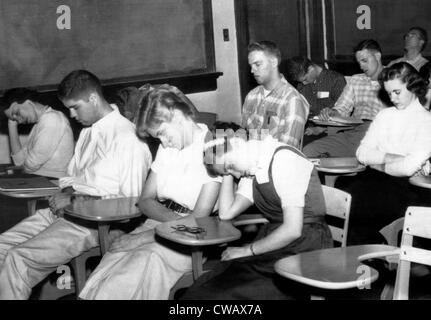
left=334, top=74, right=388, bottom=120
left=241, top=76, right=310, bottom=148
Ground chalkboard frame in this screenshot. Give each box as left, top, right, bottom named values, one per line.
left=0, top=0, right=220, bottom=96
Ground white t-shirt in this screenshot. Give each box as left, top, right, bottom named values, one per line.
left=236, top=136, right=314, bottom=209
left=151, top=123, right=222, bottom=211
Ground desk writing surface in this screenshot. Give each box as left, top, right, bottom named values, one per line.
left=409, top=175, right=431, bottom=189
left=0, top=176, right=59, bottom=191
left=64, top=197, right=141, bottom=222
left=155, top=216, right=241, bottom=246
left=274, top=245, right=396, bottom=290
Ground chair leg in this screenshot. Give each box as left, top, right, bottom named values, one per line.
left=70, top=255, right=87, bottom=297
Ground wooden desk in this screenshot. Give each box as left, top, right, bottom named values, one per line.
left=0, top=174, right=60, bottom=215
left=156, top=215, right=241, bottom=280
left=64, top=197, right=141, bottom=254
left=274, top=244, right=398, bottom=291
left=409, top=175, right=431, bottom=189
left=312, top=157, right=366, bottom=187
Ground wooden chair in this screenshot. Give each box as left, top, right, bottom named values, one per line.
left=169, top=186, right=351, bottom=299
left=322, top=185, right=351, bottom=247
left=392, top=206, right=431, bottom=300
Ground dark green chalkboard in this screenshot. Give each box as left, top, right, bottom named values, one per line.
left=332, top=0, right=431, bottom=56
left=0, top=0, right=215, bottom=91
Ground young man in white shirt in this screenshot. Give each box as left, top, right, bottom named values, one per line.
left=0, top=70, right=152, bottom=299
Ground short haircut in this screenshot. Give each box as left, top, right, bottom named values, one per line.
left=379, top=62, right=428, bottom=105
left=285, top=56, right=314, bottom=81
left=406, top=27, right=428, bottom=51
left=136, top=86, right=197, bottom=135
left=353, top=39, right=382, bottom=55
left=57, top=70, right=104, bottom=101
left=248, top=41, right=282, bottom=65
left=1, top=88, right=44, bottom=106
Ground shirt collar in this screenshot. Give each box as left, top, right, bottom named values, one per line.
left=91, top=104, right=119, bottom=131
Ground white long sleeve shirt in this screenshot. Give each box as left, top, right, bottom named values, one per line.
left=356, top=99, right=431, bottom=176
left=59, top=107, right=152, bottom=197
left=11, top=107, right=74, bottom=178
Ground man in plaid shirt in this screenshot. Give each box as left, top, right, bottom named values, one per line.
left=241, top=41, right=309, bottom=149
left=303, top=39, right=388, bottom=158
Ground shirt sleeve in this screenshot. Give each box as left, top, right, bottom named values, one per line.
left=115, top=137, right=152, bottom=197
left=385, top=119, right=431, bottom=176
left=11, top=113, right=67, bottom=171
left=278, top=95, right=307, bottom=148
left=150, top=144, right=166, bottom=174
left=356, top=111, right=386, bottom=165
left=333, top=81, right=356, bottom=116
left=235, top=177, right=254, bottom=203
left=272, top=150, right=314, bottom=208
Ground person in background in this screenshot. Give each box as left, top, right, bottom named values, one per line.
left=303, top=39, right=388, bottom=158
left=79, top=87, right=221, bottom=300
left=344, top=62, right=431, bottom=244
left=285, top=56, right=346, bottom=145
left=181, top=133, right=332, bottom=300
left=388, top=27, right=429, bottom=71
left=2, top=88, right=74, bottom=178
left=0, top=70, right=152, bottom=299
left=241, top=41, right=309, bottom=149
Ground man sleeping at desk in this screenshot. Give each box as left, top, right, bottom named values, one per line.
left=0, top=70, right=152, bottom=299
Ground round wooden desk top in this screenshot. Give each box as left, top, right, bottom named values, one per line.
left=0, top=188, right=59, bottom=199
left=311, top=157, right=367, bottom=174
left=311, top=119, right=353, bottom=127
left=64, top=197, right=141, bottom=221
left=155, top=215, right=242, bottom=246
left=409, top=175, right=431, bottom=189
left=274, top=244, right=397, bottom=290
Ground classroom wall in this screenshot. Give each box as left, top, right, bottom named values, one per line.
left=187, top=0, right=242, bottom=124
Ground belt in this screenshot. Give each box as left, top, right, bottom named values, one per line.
left=161, top=199, right=191, bottom=214
left=303, top=215, right=325, bottom=224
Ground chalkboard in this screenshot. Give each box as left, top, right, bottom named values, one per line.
left=0, top=0, right=215, bottom=91
left=332, top=0, right=431, bottom=57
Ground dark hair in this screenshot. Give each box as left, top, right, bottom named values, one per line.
left=57, top=70, right=104, bottom=101
left=203, top=123, right=251, bottom=178
left=379, top=62, right=428, bottom=105
left=248, top=41, right=282, bottom=65
left=136, top=86, right=197, bottom=135
left=285, top=56, right=314, bottom=82
left=2, top=88, right=44, bottom=106
left=419, top=62, right=431, bottom=86
left=354, top=39, right=382, bottom=54
left=405, top=27, right=428, bottom=51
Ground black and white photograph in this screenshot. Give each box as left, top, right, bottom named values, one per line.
left=0, top=0, right=430, bottom=312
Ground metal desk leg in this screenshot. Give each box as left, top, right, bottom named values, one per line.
left=191, top=248, right=203, bottom=281
left=324, top=175, right=337, bottom=188
left=27, top=199, right=37, bottom=216
left=97, top=223, right=110, bottom=255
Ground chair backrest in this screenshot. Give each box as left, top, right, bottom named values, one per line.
left=393, top=206, right=431, bottom=300
left=322, top=185, right=352, bottom=247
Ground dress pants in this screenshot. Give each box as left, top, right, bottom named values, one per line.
left=0, top=208, right=99, bottom=299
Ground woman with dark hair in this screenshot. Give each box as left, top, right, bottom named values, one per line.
left=342, top=62, right=431, bottom=244
left=181, top=134, right=333, bottom=300
left=79, top=87, right=221, bottom=300
left=2, top=88, right=74, bottom=178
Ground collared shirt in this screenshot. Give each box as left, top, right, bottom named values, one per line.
left=388, top=54, right=429, bottom=71
left=333, top=74, right=387, bottom=121
left=241, top=76, right=310, bottom=149
left=356, top=98, right=431, bottom=176
left=11, top=107, right=74, bottom=178
left=297, top=69, right=346, bottom=116
left=151, top=123, right=221, bottom=211
left=236, top=136, right=314, bottom=208
left=59, top=106, right=152, bottom=198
